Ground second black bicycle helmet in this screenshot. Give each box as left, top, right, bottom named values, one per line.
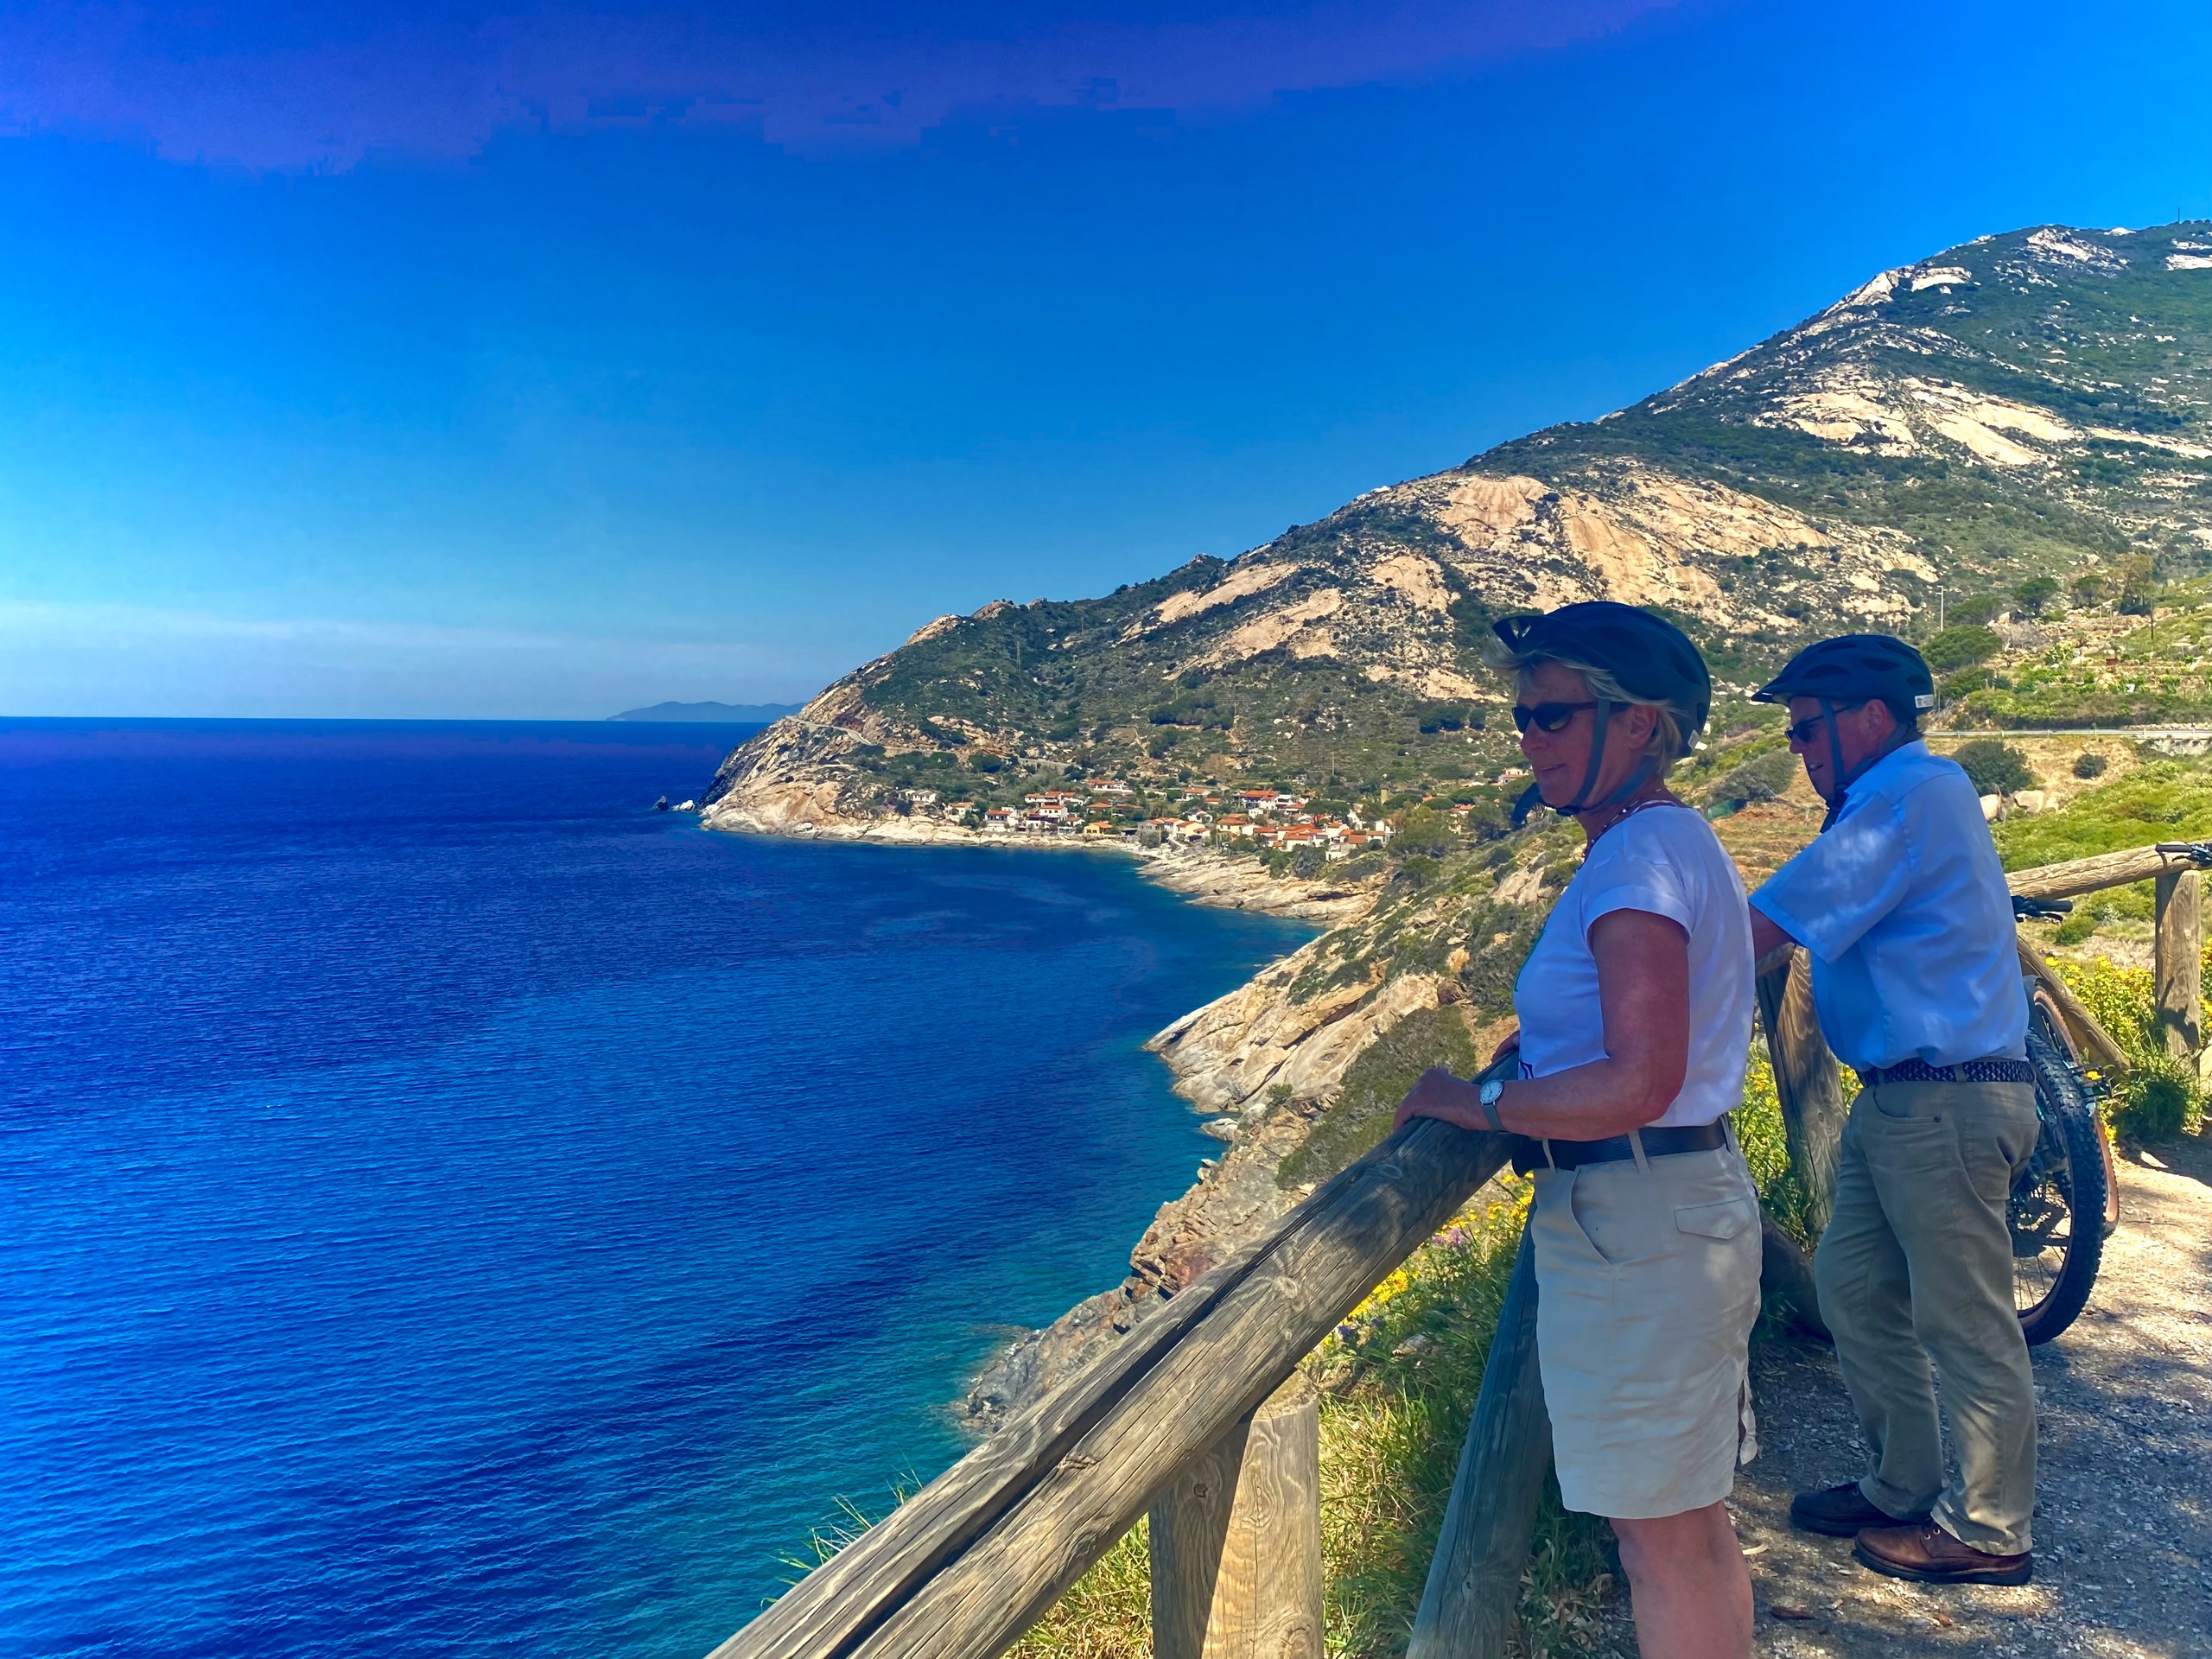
left=1751, top=634, right=1935, bottom=721
left=1752, top=634, right=1936, bottom=829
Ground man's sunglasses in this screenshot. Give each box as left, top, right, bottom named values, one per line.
left=1784, top=701, right=1867, bottom=745
left=1510, top=700, right=1600, bottom=734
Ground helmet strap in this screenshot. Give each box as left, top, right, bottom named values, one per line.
left=1508, top=700, right=1666, bottom=828
left=1558, top=699, right=1617, bottom=816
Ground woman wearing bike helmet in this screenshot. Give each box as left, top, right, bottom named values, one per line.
left=1395, top=601, right=1760, bottom=1659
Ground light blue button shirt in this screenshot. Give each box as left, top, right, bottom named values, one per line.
left=1750, top=740, right=2027, bottom=1071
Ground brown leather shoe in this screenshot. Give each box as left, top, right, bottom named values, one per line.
left=1853, top=1521, right=2032, bottom=1586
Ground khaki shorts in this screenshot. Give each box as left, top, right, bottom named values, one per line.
left=1529, top=1141, right=1764, bottom=1519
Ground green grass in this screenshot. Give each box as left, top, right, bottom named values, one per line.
left=1995, top=754, right=2212, bottom=921
left=1278, top=1006, right=1481, bottom=1191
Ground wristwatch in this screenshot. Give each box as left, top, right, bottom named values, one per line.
left=1478, top=1077, right=1506, bottom=1133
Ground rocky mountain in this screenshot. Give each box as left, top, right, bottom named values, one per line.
left=704, top=219, right=2212, bottom=835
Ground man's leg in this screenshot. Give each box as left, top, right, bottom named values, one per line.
left=1814, top=1094, right=1946, bottom=1518
left=1860, top=1078, right=2039, bottom=1556
left=1612, top=1503, right=1752, bottom=1659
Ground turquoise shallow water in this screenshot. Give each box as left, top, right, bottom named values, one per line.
left=0, top=719, right=1309, bottom=1658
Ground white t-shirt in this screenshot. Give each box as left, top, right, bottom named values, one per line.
left=1512, top=804, right=1755, bottom=1128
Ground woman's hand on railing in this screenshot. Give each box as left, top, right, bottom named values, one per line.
left=1393, top=1067, right=1485, bottom=1135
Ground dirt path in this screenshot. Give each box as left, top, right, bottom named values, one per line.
left=1729, top=1133, right=2212, bottom=1657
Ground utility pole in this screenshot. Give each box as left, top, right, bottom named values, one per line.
left=1936, top=587, right=1947, bottom=632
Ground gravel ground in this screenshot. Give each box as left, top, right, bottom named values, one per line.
left=1728, top=1132, right=2212, bottom=1658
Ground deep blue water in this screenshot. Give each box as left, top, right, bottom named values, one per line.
left=0, top=720, right=1309, bottom=1658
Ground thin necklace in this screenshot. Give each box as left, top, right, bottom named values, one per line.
left=1582, top=787, right=1679, bottom=855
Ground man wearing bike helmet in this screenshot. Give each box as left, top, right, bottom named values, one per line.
left=1745, top=634, right=2039, bottom=1588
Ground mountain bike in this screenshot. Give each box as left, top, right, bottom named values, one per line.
left=2010, top=893, right=2120, bottom=1344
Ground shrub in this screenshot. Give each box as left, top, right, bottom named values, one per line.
left=1996, top=757, right=2212, bottom=874
left=1939, top=665, right=1991, bottom=699
left=2072, top=751, right=2110, bottom=779
left=2051, top=955, right=2208, bottom=1137
left=1949, top=594, right=2004, bottom=626
left=1291, top=843, right=1326, bottom=880
left=1709, top=748, right=1797, bottom=808
left=967, top=751, right=1004, bottom=773
left=1924, top=624, right=2004, bottom=672
left=2071, top=573, right=2107, bottom=607
left=1951, top=739, right=2035, bottom=797
left=1392, top=805, right=1454, bottom=857
left=2052, top=912, right=2099, bottom=945
left=2113, top=1071, right=2192, bottom=1143
left=2015, top=575, right=2062, bottom=617
left=1395, top=854, right=1440, bottom=887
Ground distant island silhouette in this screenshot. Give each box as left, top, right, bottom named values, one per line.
left=607, top=701, right=803, bottom=723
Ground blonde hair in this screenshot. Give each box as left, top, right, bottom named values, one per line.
left=1483, top=639, right=1691, bottom=777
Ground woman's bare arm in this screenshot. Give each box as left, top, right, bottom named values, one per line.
left=1393, top=908, right=1691, bottom=1141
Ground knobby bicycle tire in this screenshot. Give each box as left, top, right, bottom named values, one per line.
left=2016, top=1015, right=2108, bottom=1345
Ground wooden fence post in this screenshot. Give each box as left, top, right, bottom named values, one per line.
left=1755, top=946, right=1847, bottom=1234
left=1406, top=1228, right=1550, bottom=1659
left=1151, top=1374, right=1324, bottom=1659
left=2153, top=868, right=2203, bottom=1066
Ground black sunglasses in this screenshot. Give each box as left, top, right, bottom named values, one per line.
left=1784, top=701, right=1866, bottom=745
left=1510, top=700, right=1600, bottom=734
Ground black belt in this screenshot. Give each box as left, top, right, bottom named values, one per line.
left=1511, top=1119, right=1730, bottom=1174
left=1856, top=1058, right=2034, bottom=1087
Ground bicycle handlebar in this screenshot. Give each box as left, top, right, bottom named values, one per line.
left=2012, top=895, right=2074, bottom=921
left=2152, top=841, right=2212, bottom=867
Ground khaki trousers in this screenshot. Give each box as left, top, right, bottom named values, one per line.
left=1813, top=1077, right=2041, bottom=1556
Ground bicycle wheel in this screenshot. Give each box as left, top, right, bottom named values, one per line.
left=2025, top=986, right=2123, bottom=1236
left=2015, top=1002, right=2108, bottom=1344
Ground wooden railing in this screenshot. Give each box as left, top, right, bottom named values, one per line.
left=706, top=840, right=2203, bottom=1659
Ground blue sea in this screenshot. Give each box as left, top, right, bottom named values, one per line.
left=0, top=720, right=1309, bottom=1658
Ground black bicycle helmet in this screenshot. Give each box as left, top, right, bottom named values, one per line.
left=1751, top=634, right=1935, bottom=721
left=1491, top=601, right=1713, bottom=823
left=1752, top=634, right=1936, bottom=829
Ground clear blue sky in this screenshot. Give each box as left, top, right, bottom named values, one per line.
left=3, top=0, right=2209, bottom=717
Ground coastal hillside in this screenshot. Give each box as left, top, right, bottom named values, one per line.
left=702, top=219, right=2212, bottom=1421
left=705, top=219, right=2212, bottom=838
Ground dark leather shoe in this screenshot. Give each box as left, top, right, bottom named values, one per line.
left=1853, top=1521, right=2032, bottom=1586
left=1788, top=1482, right=1930, bottom=1537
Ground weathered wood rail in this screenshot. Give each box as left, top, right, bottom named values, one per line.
left=706, top=839, right=2202, bottom=1659
left=2006, top=839, right=2209, bottom=1070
